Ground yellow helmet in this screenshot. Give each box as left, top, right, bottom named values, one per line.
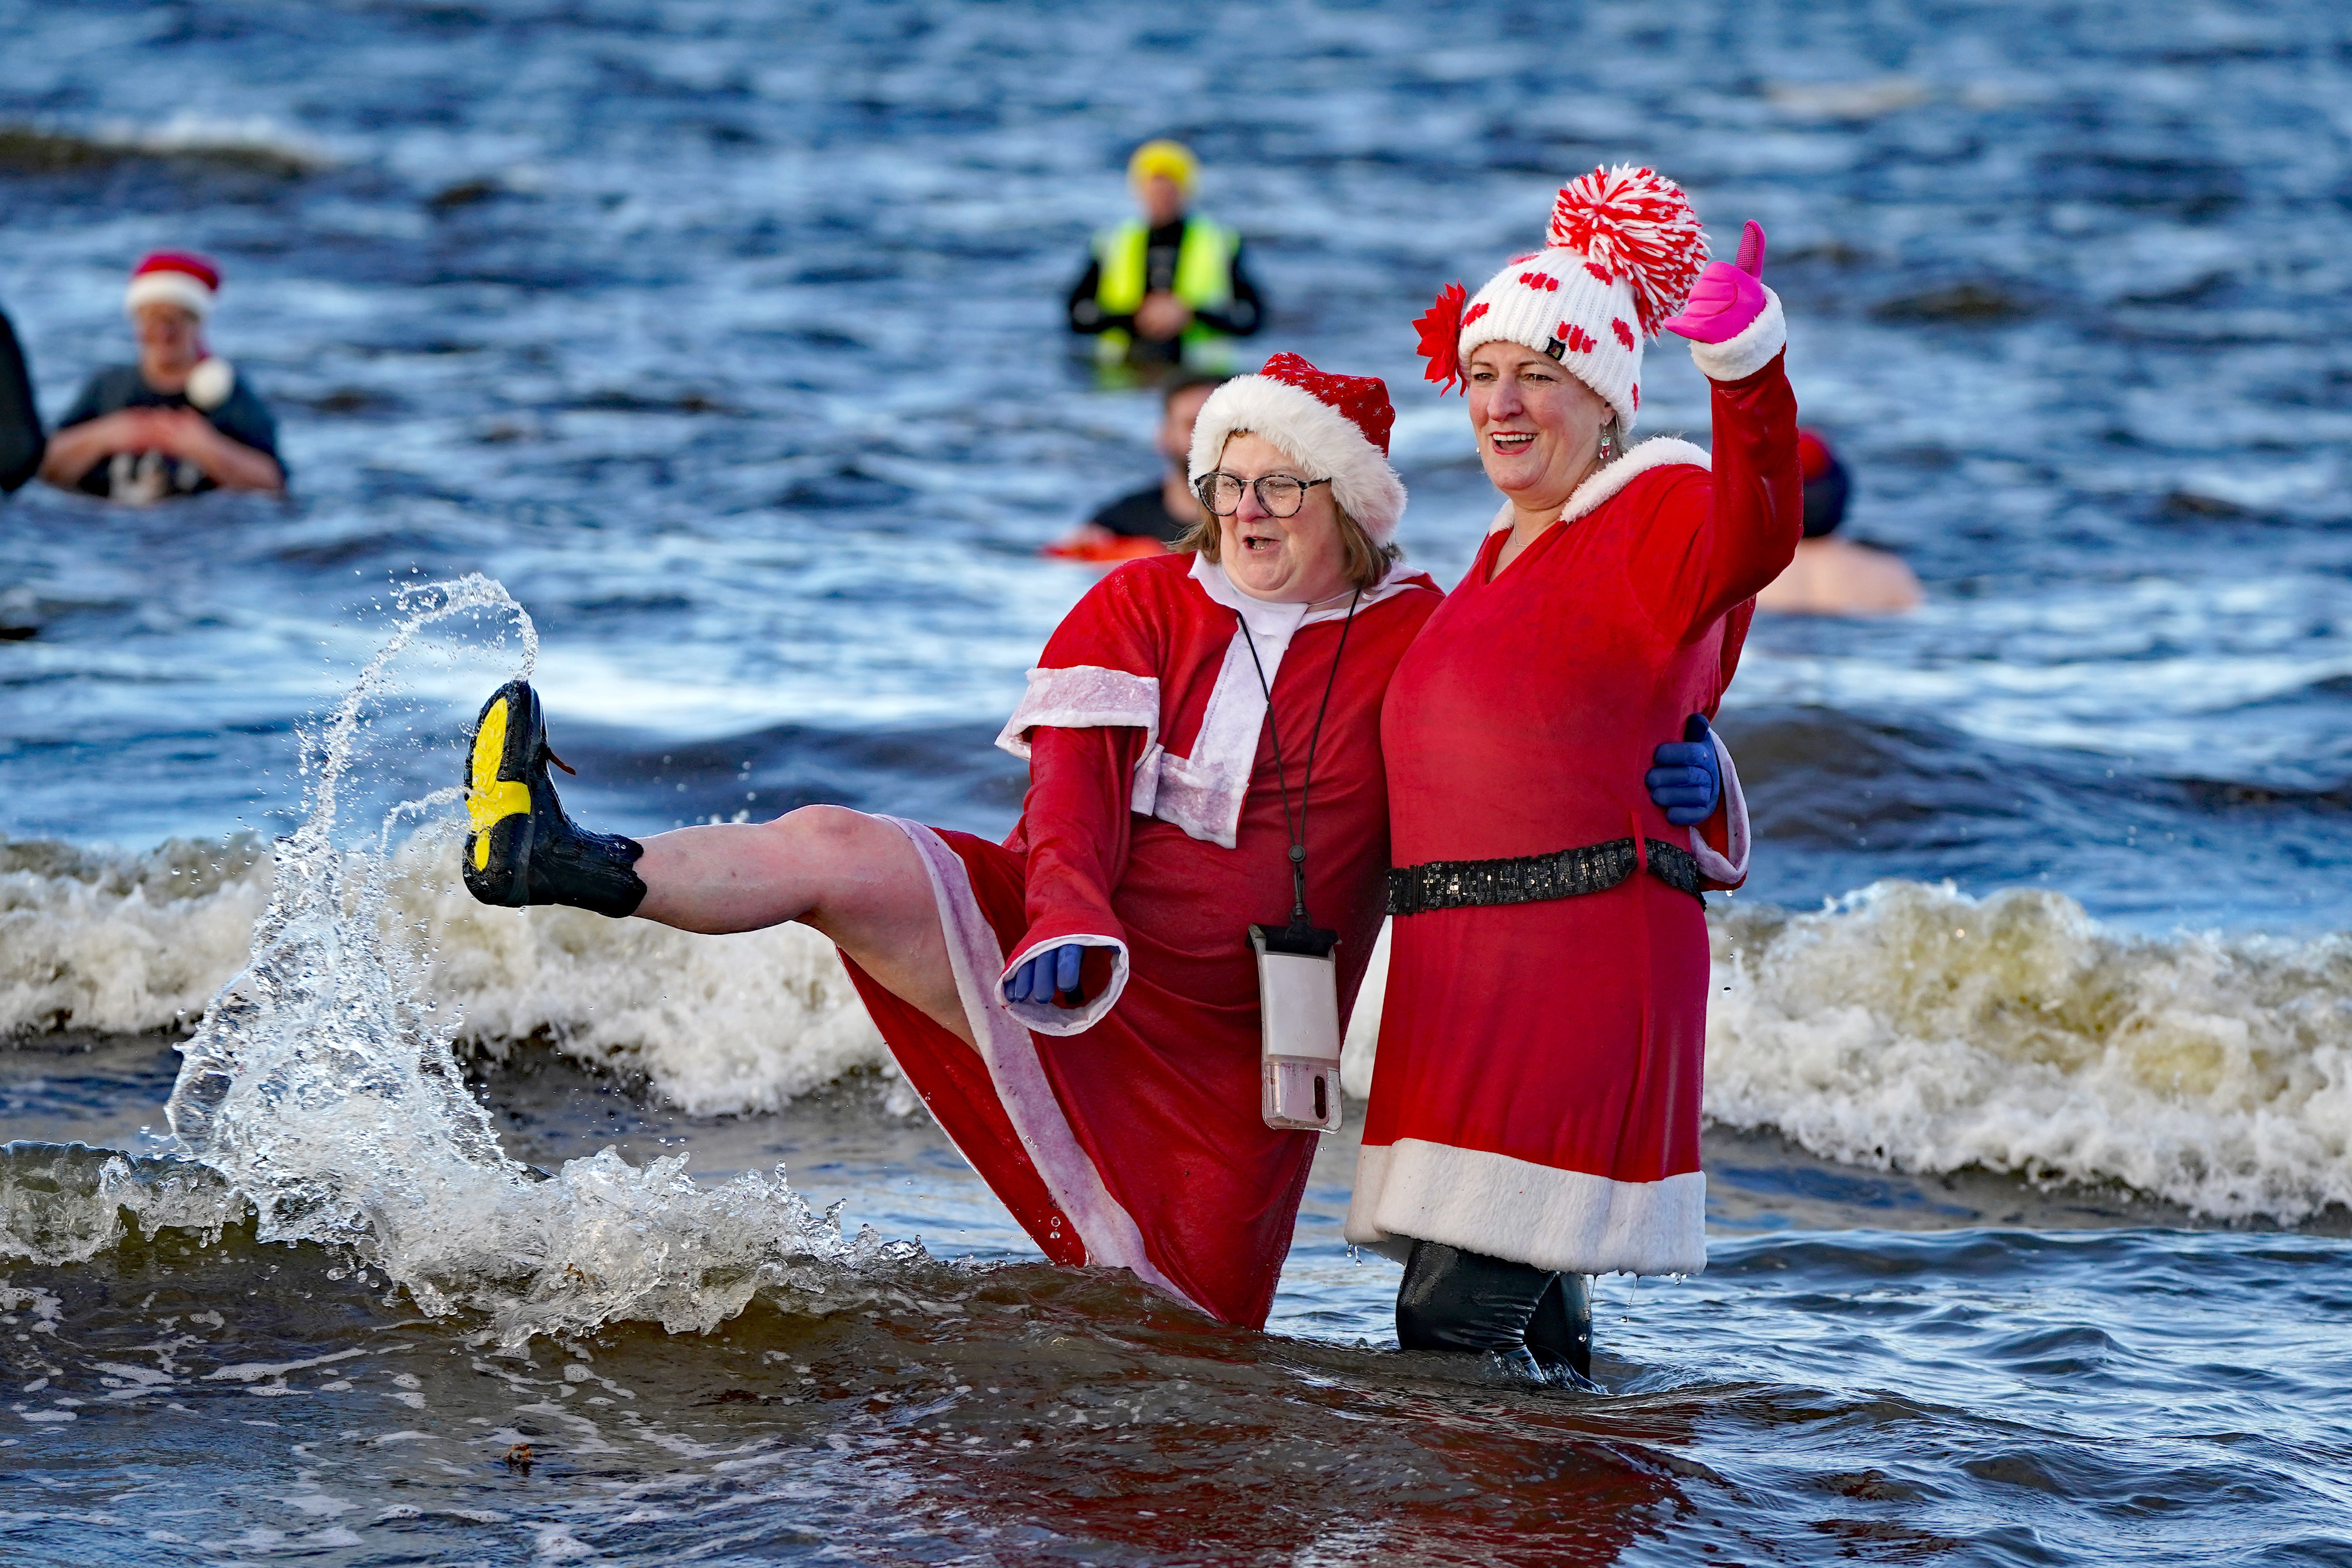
left=1126, top=139, right=1199, bottom=196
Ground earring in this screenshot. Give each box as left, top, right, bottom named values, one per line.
left=1598, top=421, right=1619, bottom=462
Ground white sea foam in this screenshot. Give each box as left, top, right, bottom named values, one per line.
left=0, top=832, right=890, bottom=1117
left=389, top=824, right=889, bottom=1116
left=134, top=575, right=896, bottom=1347
left=1703, top=882, right=2352, bottom=1223
left=12, top=712, right=2352, bottom=1226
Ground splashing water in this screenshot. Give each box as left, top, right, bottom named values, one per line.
left=161, top=575, right=867, bottom=1347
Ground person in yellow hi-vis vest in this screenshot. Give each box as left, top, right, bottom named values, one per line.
left=1066, top=140, right=1263, bottom=372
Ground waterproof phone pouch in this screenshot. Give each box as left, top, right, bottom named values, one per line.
left=1251, top=923, right=1342, bottom=1133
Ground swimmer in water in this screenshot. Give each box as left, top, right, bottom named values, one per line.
left=38, top=252, right=286, bottom=503
left=1753, top=429, right=1921, bottom=615
left=1066, top=140, right=1264, bottom=372
left=1043, top=374, right=1225, bottom=561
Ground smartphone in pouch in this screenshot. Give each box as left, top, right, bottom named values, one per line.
left=1250, top=922, right=1342, bottom=1133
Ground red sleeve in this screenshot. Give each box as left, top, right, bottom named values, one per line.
left=1632, top=352, right=1803, bottom=645
left=1010, top=724, right=1142, bottom=967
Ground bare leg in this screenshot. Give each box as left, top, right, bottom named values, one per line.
left=633, top=806, right=974, bottom=1047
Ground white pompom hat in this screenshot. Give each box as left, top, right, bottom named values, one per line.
left=1412, top=165, right=1709, bottom=431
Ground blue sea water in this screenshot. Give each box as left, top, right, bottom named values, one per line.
left=4, top=0, right=2352, bottom=1561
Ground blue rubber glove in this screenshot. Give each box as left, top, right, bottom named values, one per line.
left=1645, top=714, right=1722, bottom=826
left=1007, top=942, right=1087, bottom=1007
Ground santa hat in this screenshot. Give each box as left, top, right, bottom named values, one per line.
left=1798, top=428, right=1850, bottom=539
left=125, top=251, right=221, bottom=320
left=1411, top=166, right=1708, bottom=432
left=1187, top=352, right=1407, bottom=544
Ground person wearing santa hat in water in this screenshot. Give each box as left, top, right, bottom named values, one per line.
left=1753, top=427, right=1922, bottom=615
left=40, top=251, right=285, bottom=502
left=457, top=354, right=1440, bottom=1328
left=1349, top=166, right=1802, bottom=1381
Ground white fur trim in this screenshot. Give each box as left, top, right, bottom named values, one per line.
left=996, top=665, right=1166, bottom=815
left=878, top=816, right=1200, bottom=1312
left=1483, top=437, right=1712, bottom=534
left=1000, top=933, right=1130, bottom=1035
left=124, top=271, right=214, bottom=319
left=1687, top=287, right=1786, bottom=383
left=1346, top=1138, right=1706, bottom=1276
left=1460, top=246, right=1643, bottom=432
left=1187, top=375, right=1406, bottom=544
left=1690, top=728, right=1750, bottom=887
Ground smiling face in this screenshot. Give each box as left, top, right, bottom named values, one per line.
left=1210, top=432, right=1352, bottom=605
left=133, top=302, right=205, bottom=392
left=1467, top=340, right=1614, bottom=517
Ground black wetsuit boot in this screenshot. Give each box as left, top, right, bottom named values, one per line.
left=462, top=679, right=646, bottom=917
left=1396, top=1240, right=1594, bottom=1384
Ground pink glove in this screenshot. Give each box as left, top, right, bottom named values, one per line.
left=1661, top=220, right=1767, bottom=344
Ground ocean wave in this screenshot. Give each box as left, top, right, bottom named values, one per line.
left=0, top=830, right=892, bottom=1116
left=1703, top=881, right=2352, bottom=1224
left=10, top=836, right=2352, bottom=1222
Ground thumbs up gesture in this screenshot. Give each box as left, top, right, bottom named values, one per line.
left=1661, top=221, right=1768, bottom=345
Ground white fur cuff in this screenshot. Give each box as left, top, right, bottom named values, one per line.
left=1686, top=287, right=1785, bottom=383
left=1000, top=934, right=1131, bottom=1035
left=1690, top=728, right=1750, bottom=888
left=1347, top=1139, right=1707, bottom=1276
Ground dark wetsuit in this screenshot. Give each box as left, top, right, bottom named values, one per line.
left=55, top=363, right=283, bottom=499
left=1087, top=482, right=1189, bottom=544
left=0, top=309, right=40, bottom=495
left=1066, top=218, right=1263, bottom=365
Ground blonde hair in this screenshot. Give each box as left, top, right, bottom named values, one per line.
left=1177, top=433, right=1400, bottom=591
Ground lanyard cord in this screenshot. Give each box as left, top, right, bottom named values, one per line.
left=1239, top=585, right=1363, bottom=929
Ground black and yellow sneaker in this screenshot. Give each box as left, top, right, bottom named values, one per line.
left=462, top=679, right=647, bottom=918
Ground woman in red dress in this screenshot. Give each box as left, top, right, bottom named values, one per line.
left=1349, top=167, right=1802, bottom=1379
left=458, top=355, right=1441, bottom=1329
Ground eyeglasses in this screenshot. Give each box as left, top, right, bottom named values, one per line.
left=1195, top=472, right=1332, bottom=519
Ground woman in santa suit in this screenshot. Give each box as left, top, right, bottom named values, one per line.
left=458, top=354, right=1443, bottom=1330
left=1347, top=167, right=1802, bottom=1379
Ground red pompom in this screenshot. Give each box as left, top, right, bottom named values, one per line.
left=1548, top=164, right=1708, bottom=339
left=1412, top=281, right=1470, bottom=396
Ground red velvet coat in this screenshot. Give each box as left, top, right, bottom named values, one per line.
left=1348, top=350, right=1801, bottom=1277
left=843, top=550, right=1439, bottom=1327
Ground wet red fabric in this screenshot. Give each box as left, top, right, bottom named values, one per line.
left=1365, top=356, right=1800, bottom=1226
left=852, top=553, right=1440, bottom=1327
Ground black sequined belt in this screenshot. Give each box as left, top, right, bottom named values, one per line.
left=1387, top=837, right=1702, bottom=917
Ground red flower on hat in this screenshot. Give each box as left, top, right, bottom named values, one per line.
left=1411, top=281, right=1470, bottom=396
left=1547, top=165, right=1708, bottom=338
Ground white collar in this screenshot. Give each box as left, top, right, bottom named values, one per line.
left=1483, top=436, right=1714, bottom=532
left=1187, top=551, right=1413, bottom=632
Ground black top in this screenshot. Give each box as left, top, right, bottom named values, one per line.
left=0, top=309, right=41, bottom=494
left=56, top=363, right=283, bottom=499
left=1066, top=218, right=1264, bottom=363
left=1089, top=482, right=1190, bottom=543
